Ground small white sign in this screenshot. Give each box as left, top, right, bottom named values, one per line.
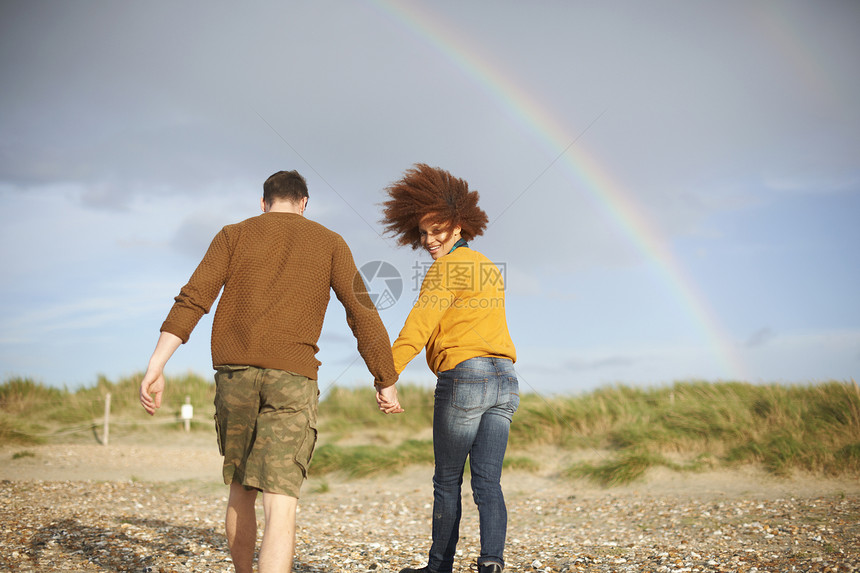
left=181, top=404, right=194, bottom=420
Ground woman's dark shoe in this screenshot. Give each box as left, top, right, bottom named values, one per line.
left=478, top=563, right=503, bottom=573
left=399, top=568, right=438, bottom=573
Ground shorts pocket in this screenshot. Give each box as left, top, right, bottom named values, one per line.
left=293, top=421, right=318, bottom=478
left=214, top=364, right=251, bottom=380
left=213, top=413, right=225, bottom=456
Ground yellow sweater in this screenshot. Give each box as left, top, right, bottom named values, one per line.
left=392, top=246, right=516, bottom=375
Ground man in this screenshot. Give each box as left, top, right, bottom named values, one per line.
left=140, top=170, right=402, bottom=573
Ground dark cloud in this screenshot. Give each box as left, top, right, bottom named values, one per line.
left=746, top=327, right=776, bottom=348
left=2, top=1, right=860, bottom=389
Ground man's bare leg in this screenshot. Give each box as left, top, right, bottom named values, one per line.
left=226, top=481, right=258, bottom=573
left=258, top=491, right=298, bottom=573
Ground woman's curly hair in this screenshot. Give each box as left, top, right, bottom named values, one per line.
left=380, top=163, right=488, bottom=250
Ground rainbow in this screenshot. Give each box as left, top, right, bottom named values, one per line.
left=372, top=0, right=747, bottom=380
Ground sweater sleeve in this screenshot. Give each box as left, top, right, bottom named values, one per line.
left=161, top=227, right=232, bottom=343
left=391, top=261, right=456, bottom=374
left=330, top=237, right=399, bottom=387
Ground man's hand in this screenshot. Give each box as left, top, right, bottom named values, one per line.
left=139, top=368, right=165, bottom=415
left=375, top=383, right=404, bottom=414
left=139, top=331, right=182, bottom=415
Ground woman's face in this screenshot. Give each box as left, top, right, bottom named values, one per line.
left=419, top=215, right=462, bottom=260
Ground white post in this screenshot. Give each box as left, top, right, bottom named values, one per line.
left=181, top=395, right=194, bottom=432
left=103, top=392, right=111, bottom=446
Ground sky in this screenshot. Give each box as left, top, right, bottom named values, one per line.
left=1, top=1, right=858, bottom=396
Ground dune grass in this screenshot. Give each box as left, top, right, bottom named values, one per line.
left=1, top=375, right=858, bottom=485
left=549, top=380, right=860, bottom=484
left=0, top=373, right=216, bottom=444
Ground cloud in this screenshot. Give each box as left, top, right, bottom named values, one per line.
left=746, top=327, right=776, bottom=349
left=0, top=282, right=173, bottom=344
left=737, top=328, right=860, bottom=383
left=79, top=183, right=134, bottom=211
left=2, top=1, right=859, bottom=391
left=169, top=213, right=231, bottom=260
left=763, top=172, right=860, bottom=195
left=564, top=355, right=639, bottom=372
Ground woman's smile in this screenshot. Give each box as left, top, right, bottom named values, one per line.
left=419, top=214, right=461, bottom=260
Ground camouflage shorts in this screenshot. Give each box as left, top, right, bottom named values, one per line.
left=213, top=365, right=319, bottom=498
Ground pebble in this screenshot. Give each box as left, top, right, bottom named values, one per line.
left=0, top=479, right=857, bottom=572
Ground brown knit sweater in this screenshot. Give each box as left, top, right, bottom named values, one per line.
left=161, top=212, right=398, bottom=387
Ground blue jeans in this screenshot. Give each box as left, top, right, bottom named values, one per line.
left=427, top=357, right=520, bottom=572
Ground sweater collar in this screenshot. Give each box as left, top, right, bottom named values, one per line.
left=448, top=238, right=469, bottom=254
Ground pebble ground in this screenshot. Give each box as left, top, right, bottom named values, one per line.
left=1, top=476, right=857, bottom=572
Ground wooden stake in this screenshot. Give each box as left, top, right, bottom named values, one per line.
left=103, top=392, right=111, bottom=446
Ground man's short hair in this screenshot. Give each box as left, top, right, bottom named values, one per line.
left=263, top=170, right=309, bottom=208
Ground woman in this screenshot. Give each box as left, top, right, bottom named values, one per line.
left=378, top=164, right=520, bottom=573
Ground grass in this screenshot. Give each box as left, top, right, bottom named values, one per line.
left=317, top=384, right=434, bottom=437
left=2, top=375, right=858, bottom=486
left=558, top=380, right=860, bottom=484
left=0, top=373, right=216, bottom=444
left=311, top=439, right=435, bottom=478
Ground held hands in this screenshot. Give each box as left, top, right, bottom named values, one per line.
left=375, top=383, right=404, bottom=414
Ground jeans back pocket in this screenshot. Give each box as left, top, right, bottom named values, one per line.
left=452, top=378, right=489, bottom=412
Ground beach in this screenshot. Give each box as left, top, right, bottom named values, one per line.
left=2, top=440, right=858, bottom=572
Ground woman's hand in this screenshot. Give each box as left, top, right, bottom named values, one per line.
left=375, top=383, right=404, bottom=414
